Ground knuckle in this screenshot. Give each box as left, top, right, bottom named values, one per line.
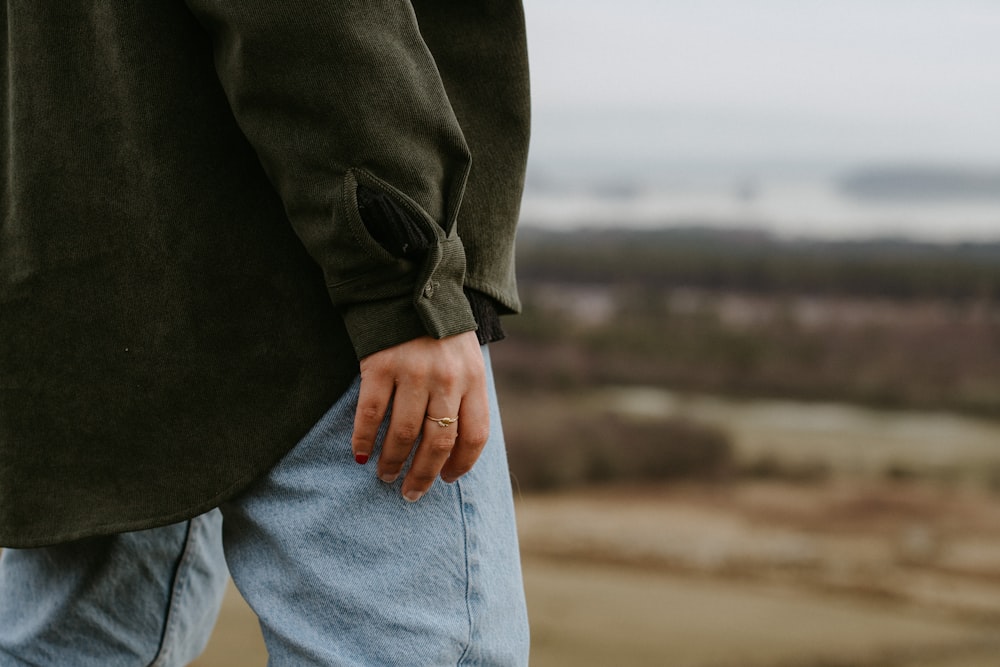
left=378, top=445, right=410, bottom=467
left=402, top=357, right=431, bottom=381
left=427, top=353, right=460, bottom=380
left=360, top=359, right=391, bottom=380
left=357, top=404, right=383, bottom=424
left=435, top=365, right=460, bottom=389
left=465, top=426, right=490, bottom=448
left=426, top=437, right=456, bottom=455
left=448, top=463, right=474, bottom=479
left=393, top=424, right=422, bottom=443
left=379, top=456, right=405, bottom=470
left=352, top=432, right=375, bottom=449
left=406, top=469, right=437, bottom=486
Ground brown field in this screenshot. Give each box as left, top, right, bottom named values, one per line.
left=195, top=481, right=1000, bottom=667
left=524, top=558, right=998, bottom=667
left=194, top=385, right=1000, bottom=666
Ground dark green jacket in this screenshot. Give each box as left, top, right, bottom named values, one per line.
left=0, top=1, right=529, bottom=547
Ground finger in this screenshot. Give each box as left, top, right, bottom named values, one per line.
left=440, top=386, right=489, bottom=484
left=376, top=384, right=428, bottom=484
left=400, top=397, right=461, bottom=502
left=352, top=369, right=393, bottom=466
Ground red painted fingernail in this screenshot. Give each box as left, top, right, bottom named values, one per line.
left=354, top=453, right=369, bottom=465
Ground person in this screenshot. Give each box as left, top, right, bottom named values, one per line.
left=0, top=1, right=531, bottom=665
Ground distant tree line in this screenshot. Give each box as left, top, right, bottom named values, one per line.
left=492, top=226, right=1000, bottom=417
left=515, top=227, right=1000, bottom=300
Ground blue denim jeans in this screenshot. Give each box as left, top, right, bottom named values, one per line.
left=0, top=350, right=529, bottom=666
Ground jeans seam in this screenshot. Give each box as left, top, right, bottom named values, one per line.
left=455, top=478, right=474, bottom=666
left=147, top=520, right=197, bottom=667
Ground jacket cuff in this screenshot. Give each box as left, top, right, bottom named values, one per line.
left=334, top=201, right=478, bottom=359
left=326, top=169, right=477, bottom=358
left=338, top=264, right=478, bottom=360
left=411, top=236, right=478, bottom=340
left=340, top=295, right=432, bottom=360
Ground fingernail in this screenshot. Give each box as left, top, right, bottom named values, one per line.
left=354, top=453, right=369, bottom=465
left=403, top=490, right=423, bottom=503
left=441, top=475, right=457, bottom=484
left=379, top=472, right=399, bottom=484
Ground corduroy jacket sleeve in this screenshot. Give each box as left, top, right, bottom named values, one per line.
left=183, top=0, right=478, bottom=358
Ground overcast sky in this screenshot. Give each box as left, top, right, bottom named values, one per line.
left=522, top=1, right=1000, bottom=169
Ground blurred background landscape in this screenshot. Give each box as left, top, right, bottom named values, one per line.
left=197, top=1, right=1000, bottom=665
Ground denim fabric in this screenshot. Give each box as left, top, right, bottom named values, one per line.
left=220, top=349, right=528, bottom=666
left=0, top=350, right=528, bottom=666
left=0, top=511, right=227, bottom=666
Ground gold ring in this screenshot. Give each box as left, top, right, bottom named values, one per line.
left=426, top=415, right=458, bottom=427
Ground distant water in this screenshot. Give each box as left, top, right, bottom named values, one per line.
left=521, top=176, right=1000, bottom=243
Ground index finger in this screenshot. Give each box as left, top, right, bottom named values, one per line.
left=351, top=369, right=393, bottom=465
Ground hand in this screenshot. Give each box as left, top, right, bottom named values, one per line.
left=351, top=331, right=489, bottom=502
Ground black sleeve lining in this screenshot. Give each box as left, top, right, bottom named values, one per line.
left=356, top=183, right=505, bottom=344
left=356, top=183, right=436, bottom=258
